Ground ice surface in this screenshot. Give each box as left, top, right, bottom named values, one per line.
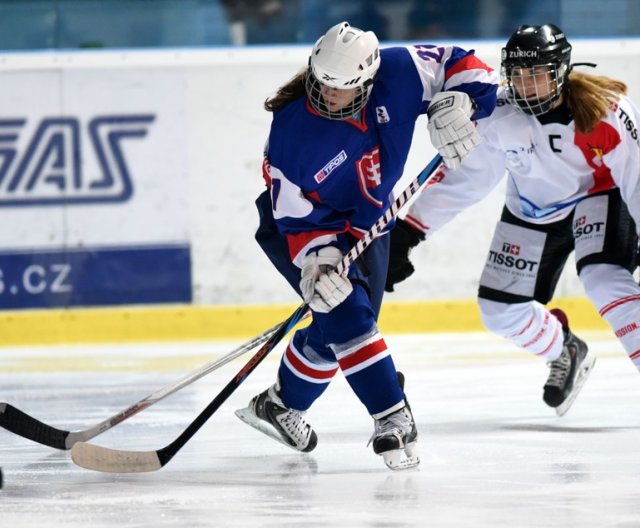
left=1, top=332, right=639, bottom=527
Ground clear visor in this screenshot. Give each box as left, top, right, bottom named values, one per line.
left=501, top=63, right=566, bottom=116
left=304, top=70, right=370, bottom=120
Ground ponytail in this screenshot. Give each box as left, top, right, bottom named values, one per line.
left=565, top=71, right=627, bottom=134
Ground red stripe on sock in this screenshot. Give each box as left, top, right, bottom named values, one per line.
left=524, top=312, right=551, bottom=349
left=535, top=325, right=561, bottom=357
left=509, top=314, right=535, bottom=338
left=600, top=294, right=640, bottom=316
left=338, top=339, right=387, bottom=371
left=285, top=346, right=338, bottom=380
left=629, top=349, right=640, bottom=361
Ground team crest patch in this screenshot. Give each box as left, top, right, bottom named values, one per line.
left=376, top=106, right=390, bottom=123
left=314, top=150, right=348, bottom=183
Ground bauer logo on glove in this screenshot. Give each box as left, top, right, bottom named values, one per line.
left=427, top=91, right=481, bottom=170
left=427, top=95, right=455, bottom=116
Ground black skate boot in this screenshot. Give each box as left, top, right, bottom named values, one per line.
left=543, top=308, right=596, bottom=416
left=235, top=383, right=318, bottom=452
left=369, top=371, right=419, bottom=470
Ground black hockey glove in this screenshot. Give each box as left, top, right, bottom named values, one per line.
left=385, top=218, right=425, bottom=292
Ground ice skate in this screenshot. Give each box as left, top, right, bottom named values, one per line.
left=543, top=308, right=596, bottom=416
left=235, top=383, right=317, bottom=452
left=369, top=382, right=419, bottom=471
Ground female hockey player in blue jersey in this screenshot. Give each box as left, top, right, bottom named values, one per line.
left=235, top=21, right=498, bottom=469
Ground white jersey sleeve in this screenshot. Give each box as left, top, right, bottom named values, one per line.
left=603, top=96, right=640, bottom=235
left=403, top=134, right=506, bottom=238
left=404, top=45, right=498, bottom=119
left=405, top=91, right=640, bottom=239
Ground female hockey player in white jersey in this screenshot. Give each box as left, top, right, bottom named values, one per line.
left=235, top=21, right=498, bottom=469
left=387, top=23, right=640, bottom=416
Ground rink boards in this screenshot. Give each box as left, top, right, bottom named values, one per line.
left=0, top=296, right=608, bottom=346
left=0, top=40, right=634, bottom=345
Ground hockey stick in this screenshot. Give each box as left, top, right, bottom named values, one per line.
left=0, top=317, right=296, bottom=450
left=71, top=154, right=444, bottom=473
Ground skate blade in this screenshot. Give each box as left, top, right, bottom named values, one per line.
left=235, top=407, right=300, bottom=452
left=555, top=352, right=596, bottom=417
left=381, top=442, right=420, bottom=470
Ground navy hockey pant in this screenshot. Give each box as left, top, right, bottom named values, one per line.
left=254, top=190, right=404, bottom=415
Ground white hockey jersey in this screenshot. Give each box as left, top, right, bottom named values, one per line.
left=404, top=88, right=640, bottom=237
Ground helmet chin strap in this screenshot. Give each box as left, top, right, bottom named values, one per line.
left=561, top=62, right=597, bottom=107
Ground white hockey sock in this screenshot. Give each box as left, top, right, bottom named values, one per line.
left=581, top=264, right=640, bottom=371
left=478, top=298, right=564, bottom=361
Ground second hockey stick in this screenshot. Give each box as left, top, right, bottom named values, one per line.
left=71, top=154, right=444, bottom=473
left=0, top=316, right=298, bottom=450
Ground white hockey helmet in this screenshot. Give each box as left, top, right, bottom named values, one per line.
left=305, top=21, right=381, bottom=120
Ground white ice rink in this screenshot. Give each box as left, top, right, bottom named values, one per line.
left=1, top=331, right=640, bottom=527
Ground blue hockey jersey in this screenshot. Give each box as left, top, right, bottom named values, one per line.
left=263, top=44, right=498, bottom=267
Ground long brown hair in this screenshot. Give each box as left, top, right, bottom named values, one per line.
left=264, top=69, right=307, bottom=112
left=565, top=71, right=627, bottom=134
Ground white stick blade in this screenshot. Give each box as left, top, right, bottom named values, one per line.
left=71, top=442, right=162, bottom=473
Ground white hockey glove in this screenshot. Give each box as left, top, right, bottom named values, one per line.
left=300, top=246, right=353, bottom=313
left=427, top=91, right=480, bottom=170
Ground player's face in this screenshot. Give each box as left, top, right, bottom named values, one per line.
left=510, top=65, right=556, bottom=101
left=319, top=84, right=359, bottom=112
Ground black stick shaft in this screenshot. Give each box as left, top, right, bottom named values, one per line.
left=156, top=155, right=444, bottom=467
left=156, top=304, right=307, bottom=466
